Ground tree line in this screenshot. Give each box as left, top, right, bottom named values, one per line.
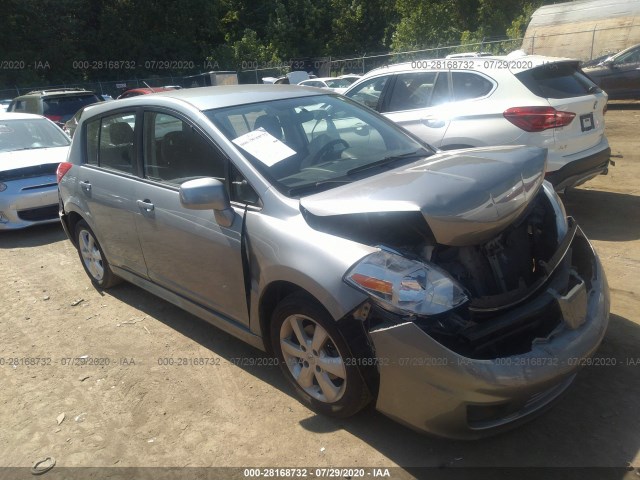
left=0, top=0, right=548, bottom=87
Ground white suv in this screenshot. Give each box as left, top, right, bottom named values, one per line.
left=344, top=54, right=611, bottom=191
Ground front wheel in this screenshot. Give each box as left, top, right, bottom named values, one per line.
left=75, top=220, right=121, bottom=289
left=271, top=293, right=370, bottom=417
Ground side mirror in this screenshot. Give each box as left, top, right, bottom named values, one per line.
left=179, top=177, right=235, bottom=227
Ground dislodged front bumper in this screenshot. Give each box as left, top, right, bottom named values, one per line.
left=368, top=226, right=609, bottom=439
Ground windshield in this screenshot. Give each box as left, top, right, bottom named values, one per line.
left=0, top=118, right=70, bottom=153
left=325, top=78, right=352, bottom=88
left=205, top=94, right=432, bottom=196
left=43, top=94, right=101, bottom=121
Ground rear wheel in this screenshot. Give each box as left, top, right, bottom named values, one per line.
left=75, top=220, right=121, bottom=289
left=271, top=293, right=370, bottom=417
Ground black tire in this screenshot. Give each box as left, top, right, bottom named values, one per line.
left=74, top=220, right=121, bottom=289
left=271, top=292, right=370, bottom=418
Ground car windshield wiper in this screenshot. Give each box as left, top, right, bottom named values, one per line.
left=10, top=146, right=52, bottom=151
left=346, top=150, right=429, bottom=176
left=287, top=178, right=353, bottom=197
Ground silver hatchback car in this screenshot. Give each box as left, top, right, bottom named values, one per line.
left=57, top=86, right=609, bottom=439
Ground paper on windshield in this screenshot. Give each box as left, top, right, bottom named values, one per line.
left=232, top=128, right=296, bottom=166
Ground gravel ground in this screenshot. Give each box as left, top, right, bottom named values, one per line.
left=0, top=103, right=638, bottom=480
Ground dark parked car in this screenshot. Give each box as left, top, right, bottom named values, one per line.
left=58, top=85, right=609, bottom=439
left=7, top=89, right=102, bottom=127
left=582, top=43, right=640, bottom=99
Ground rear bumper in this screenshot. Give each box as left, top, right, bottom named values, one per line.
left=546, top=146, right=611, bottom=191
left=368, top=225, right=609, bottom=439
left=58, top=194, right=74, bottom=242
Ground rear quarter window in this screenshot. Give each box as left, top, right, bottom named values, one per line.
left=451, top=72, right=494, bottom=101
left=516, top=63, right=600, bottom=99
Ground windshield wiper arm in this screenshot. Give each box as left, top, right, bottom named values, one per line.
left=346, top=150, right=428, bottom=176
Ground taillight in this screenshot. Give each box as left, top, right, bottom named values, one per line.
left=45, top=114, right=63, bottom=123
left=56, top=162, right=73, bottom=183
left=503, top=107, right=576, bottom=132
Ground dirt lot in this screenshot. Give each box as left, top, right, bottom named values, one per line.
left=0, top=104, right=639, bottom=480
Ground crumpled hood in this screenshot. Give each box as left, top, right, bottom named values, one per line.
left=0, top=147, right=69, bottom=173
left=300, top=146, right=547, bottom=246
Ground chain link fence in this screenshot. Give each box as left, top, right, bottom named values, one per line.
left=2, top=25, right=639, bottom=101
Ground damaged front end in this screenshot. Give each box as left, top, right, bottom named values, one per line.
left=305, top=179, right=609, bottom=438
left=352, top=183, right=591, bottom=361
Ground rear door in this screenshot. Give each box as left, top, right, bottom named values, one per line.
left=133, top=109, right=249, bottom=324
left=76, top=110, right=148, bottom=277
left=381, top=71, right=452, bottom=147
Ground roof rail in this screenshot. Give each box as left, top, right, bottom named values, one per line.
left=24, top=87, right=92, bottom=95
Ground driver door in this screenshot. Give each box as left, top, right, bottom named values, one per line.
left=133, top=110, right=249, bottom=324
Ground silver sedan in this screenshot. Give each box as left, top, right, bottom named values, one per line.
left=0, top=112, right=70, bottom=229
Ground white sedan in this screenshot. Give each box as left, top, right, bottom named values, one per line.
left=298, top=77, right=353, bottom=94
left=0, top=113, right=70, bottom=229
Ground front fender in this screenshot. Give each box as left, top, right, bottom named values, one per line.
left=245, top=208, right=374, bottom=334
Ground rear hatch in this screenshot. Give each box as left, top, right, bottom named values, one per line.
left=515, top=61, right=607, bottom=156
left=43, top=93, right=102, bottom=124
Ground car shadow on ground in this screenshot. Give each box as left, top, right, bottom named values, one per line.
left=299, top=314, right=640, bottom=477
left=606, top=101, right=640, bottom=111
left=105, top=282, right=639, bottom=478
left=562, top=188, right=640, bottom=242
left=106, top=282, right=290, bottom=389
left=0, top=222, right=66, bottom=248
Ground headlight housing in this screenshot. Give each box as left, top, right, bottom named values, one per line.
left=344, top=249, right=468, bottom=316
left=0, top=182, right=7, bottom=192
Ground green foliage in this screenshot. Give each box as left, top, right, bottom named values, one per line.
left=507, top=1, right=543, bottom=39
left=391, top=0, right=464, bottom=52
left=0, top=0, right=551, bottom=88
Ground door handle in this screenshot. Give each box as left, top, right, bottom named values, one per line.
left=421, top=117, right=445, bottom=128
left=137, top=199, right=155, bottom=212
left=79, top=180, right=91, bottom=193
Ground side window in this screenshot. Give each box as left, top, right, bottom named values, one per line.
left=616, top=49, right=640, bottom=65
left=11, top=100, right=26, bottom=112
left=345, top=75, right=389, bottom=111
left=98, top=113, right=136, bottom=174
left=84, top=113, right=135, bottom=171
left=143, top=111, right=226, bottom=185
left=452, top=72, right=493, bottom=101
left=386, top=72, right=438, bottom=111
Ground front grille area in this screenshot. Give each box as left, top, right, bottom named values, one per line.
left=0, top=163, right=59, bottom=182
left=17, top=204, right=58, bottom=222
left=21, top=182, right=57, bottom=191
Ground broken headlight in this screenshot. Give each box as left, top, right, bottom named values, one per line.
left=344, top=249, right=468, bottom=316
